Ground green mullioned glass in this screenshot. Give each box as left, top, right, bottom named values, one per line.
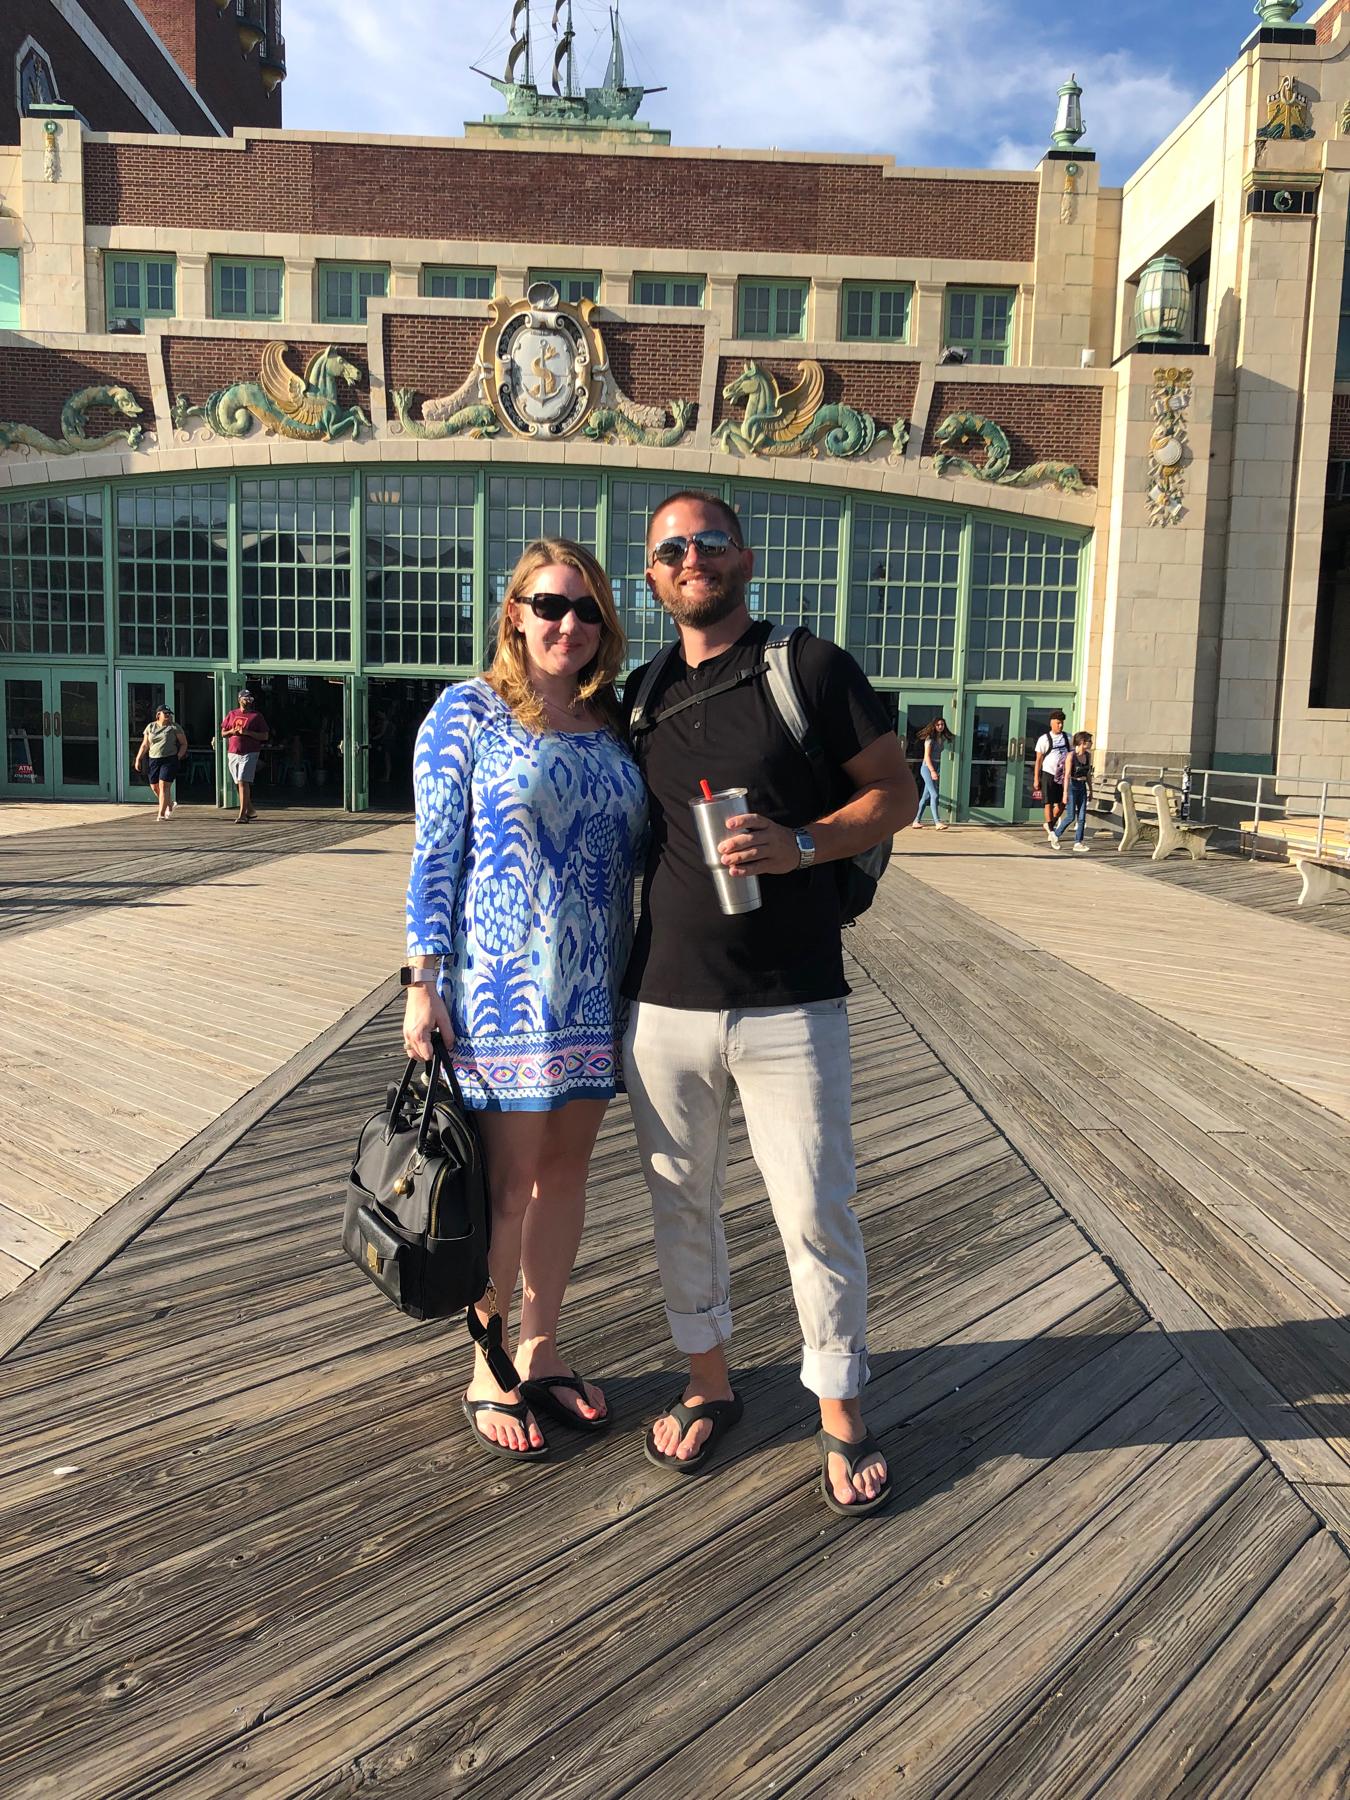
left=944, top=287, right=1015, bottom=365
left=847, top=502, right=962, bottom=682
left=967, top=520, right=1081, bottom=684
left=213, top=258, right=283, bottom=321
left=115, top=482, right=230, bottom=660
left=732, top=487, right=843, bottom=641
left=107, top=255, right=176, bottom=331
left=0, top=250, right=19, bottom=329
left=632, top=275, right=704, bottom=308
left=529, top=270, right=600, bottom=304
left=239, top=474, right=354, bottom=663
left=317, top=263, right=389, bottom=325
left=422, top=267, right=495, bottom=300
left=0, top=492, right=106, bottom=656
left=485, top=474, right=600, bottom=604
left=737, top=280, right=807, bottom=340
left=607, top=476, right=686, bottom=668
left=365, top=473, right=477, bottom=667
left=841, top=283, right=911, bottom=343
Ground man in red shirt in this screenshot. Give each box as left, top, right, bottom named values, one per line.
left=218, top=687, right=269, bottom=824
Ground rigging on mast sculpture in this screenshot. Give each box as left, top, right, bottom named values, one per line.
left=472, top=2, right=665, bottom=132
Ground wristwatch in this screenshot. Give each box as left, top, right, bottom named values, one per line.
left=794, top=828, right=817, bottom=871
left=400, top=964, right=440, bottom=987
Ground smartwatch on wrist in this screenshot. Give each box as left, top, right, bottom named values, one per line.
left=400, top=964, right=439, bottom=987
left=794, top=828, right=817, bottom=871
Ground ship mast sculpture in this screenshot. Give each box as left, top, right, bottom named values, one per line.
left=473, top=2, right=664, bottom=127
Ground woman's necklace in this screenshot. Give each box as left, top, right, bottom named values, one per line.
left=538, top=689, right=590, bottom=729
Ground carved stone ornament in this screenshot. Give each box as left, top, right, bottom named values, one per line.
left=931, top=412, right=1086, bottom=491
left=0, top=384, right=145, bottom=456
left=1146, top=367, right=1192, bottom=527
left=172, top=344, right=367, bottom=442
left=391, top=284, right=695, bottom=446
left=713, top=360, right=897, bottom=459
left=1257, top=74, right=1314, bottom=142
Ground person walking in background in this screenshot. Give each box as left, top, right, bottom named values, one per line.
left=1033, top=710, right=1071, bottom=837
left=403, top=538, right=646, bottom=1465
left=134, top=704, right=188, bottom=822
left=912, top=717, right=951, bottom=830
left=1049, top=730, right=1094, bottom=854
left=218, top=688, right=269, bottom=825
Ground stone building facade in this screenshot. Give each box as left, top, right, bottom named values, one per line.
left=0, top=2, right=1343, bottom=816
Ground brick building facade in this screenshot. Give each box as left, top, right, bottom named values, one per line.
left=0, top=3, right=1344, bottom=817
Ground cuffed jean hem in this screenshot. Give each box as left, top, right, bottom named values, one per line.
left=665, top=1300, right=734, bottom=1355
left=801, top=1345, right=870, bottom=1400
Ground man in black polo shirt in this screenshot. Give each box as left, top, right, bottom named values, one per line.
left=622, top=490, right=915, bottom=1515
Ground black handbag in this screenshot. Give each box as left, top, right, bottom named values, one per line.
left=342, top=1032, right=517, bottom=1388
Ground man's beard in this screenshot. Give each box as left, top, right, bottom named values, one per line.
left=653, top=564, right=747, bottom=628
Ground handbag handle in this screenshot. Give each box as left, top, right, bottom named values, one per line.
left=384, top=1030, right=468, bottom=1148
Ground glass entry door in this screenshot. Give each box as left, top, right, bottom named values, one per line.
left=344, top=675, right=369, bottom=812
left=898, top=693, right=958, bottom=824
left=119, top=669, right=172, bottom=804
left=962, top=695, right=1077, bottom=822
left=1, top=670, right=109, bottom=799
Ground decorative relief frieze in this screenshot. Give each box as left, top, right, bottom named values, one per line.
left=1146, top=366, right=1192, bottom=527
left=172, top=343, right=367, bottom=442
left=713, top=360, right=899, bottom=460
left=391, top=284, right=696, bottom=447
left=0, top=385, right=145, bottom=456
left=931, top=412, right=1085, bottom=491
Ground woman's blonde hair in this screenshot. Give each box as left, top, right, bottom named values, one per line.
left=486, top=537, right=626, bottom=734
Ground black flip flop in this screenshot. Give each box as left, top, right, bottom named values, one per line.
left=462, top=1396, right=549, bottom=1462
left=816, top=1428, right=891, bottom=1517
left=518, top=1369, right=611, bottom=1434
left=644, top=1392, right=744, bottom=1476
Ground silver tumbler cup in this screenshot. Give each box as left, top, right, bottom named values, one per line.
left=690, top=787, right=762, bottom=915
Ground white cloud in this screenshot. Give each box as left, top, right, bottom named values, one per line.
left=280, top=0, right=1200, bottom=183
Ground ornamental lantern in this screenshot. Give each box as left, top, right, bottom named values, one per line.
left=1134, top=255, right=1192, bottom=342
left=1051, top=75, right=1085, bottom=151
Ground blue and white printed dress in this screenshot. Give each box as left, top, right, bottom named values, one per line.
left=406, top=679, right=647, bottom=1112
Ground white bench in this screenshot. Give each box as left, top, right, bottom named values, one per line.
left=1117, top=780, right=1214, bottom=863
left=1293, top=853, right=1350, bottom=908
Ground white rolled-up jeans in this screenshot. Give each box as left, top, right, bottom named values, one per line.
left=623, top=997, right=869, bottom=1399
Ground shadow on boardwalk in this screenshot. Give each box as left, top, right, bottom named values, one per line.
left=1, top=953, right=1348, bottom=1798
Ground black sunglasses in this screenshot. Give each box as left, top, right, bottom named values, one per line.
left=649, top=529, right=742, bottom=566
left=522, top=592, right=604, bottom=626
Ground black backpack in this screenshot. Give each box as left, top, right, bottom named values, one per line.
left=627, top=623, right=892, bottom=925
left=342, top=1033, right=516, bottom=1388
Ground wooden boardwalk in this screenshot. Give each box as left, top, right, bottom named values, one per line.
left=2, top=851, right=1349, bottom=1794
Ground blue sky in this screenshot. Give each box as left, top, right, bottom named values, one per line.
left=282, top=0, right=1253, bottom=185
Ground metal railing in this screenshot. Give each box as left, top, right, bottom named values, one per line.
left=1115, top=766, right=1350, bottom=861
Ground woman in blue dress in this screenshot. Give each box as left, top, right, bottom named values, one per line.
left=404, top=538, right=646, bottom=1463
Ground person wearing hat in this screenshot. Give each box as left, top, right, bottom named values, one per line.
left=133, top=703, right=188, bottom=821
left=218, top=687, right=270, bottom=824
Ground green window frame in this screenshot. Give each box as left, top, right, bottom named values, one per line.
left=1337, top=245, right=1350, bottom=380
left=212, top=257, right=283, bottom=321
left=841, top=282, right=911, bottom=343
left=737, top=280, right=807, bottom=340
left=365, top=472, right=476, bottom=668
left=423, top=266, right=495, bottom=300
left=116, top=482, right=230, bottom=661
left=732, top=487, right=843, bottom=641
left=529, top=269, right=600, bottom=304
left=944, top=287, right=1015, bottom=365
left=848, top=501, right=961, bottom=682
left=486, top=473, right=599, bottom=602
left=0, top=250, right=19, bottom=329
left=632, top=275, right=704, bottom=308
left=608, top=476, right=686, bottom=669
left=106, top=254, right=176, bottom=332
left=317, top=262, right=389, bottom=325
left=0, top=491, right=107, bottom=656
left=967, top=520, right=1080, bottom=683
left=239, top=474, right=353, bottom=664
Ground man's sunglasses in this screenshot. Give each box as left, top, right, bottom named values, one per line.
left=522, top=592, right=604, bottom=626
left=649, top=529, right=742, bottom=566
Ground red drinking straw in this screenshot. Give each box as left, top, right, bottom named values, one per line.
left=699, top=778, right=715, bottom=801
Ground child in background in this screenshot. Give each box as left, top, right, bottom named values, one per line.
left=1049, top=731, right=1094, bottom=853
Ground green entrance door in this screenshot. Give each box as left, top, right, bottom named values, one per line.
left=1, top=669, right=110, bottom=799
left=897, top=692, right=957, bottom=825
left=962, top=694, right=1076, bottom=823
left=345, top=675, right=369, bottom=812
left=119, top=669, right=172, bottom=804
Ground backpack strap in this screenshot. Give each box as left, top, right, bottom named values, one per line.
left=626, top=641, right=682, bottom=742
left=761, top=625, right=831, bottom=797
left=628, top=627, right=776, bottom=757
